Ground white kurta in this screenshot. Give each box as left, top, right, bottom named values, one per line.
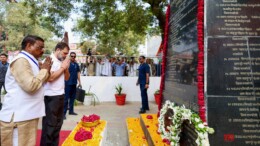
left=96, top=62, right=103, bottom=76
left=128, top=63, right=139, bottom=77
left=101, top=58, right=112, bottom=76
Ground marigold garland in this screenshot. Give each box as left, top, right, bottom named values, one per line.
left=62, top=120, right=106, bottom=146
left=158, top=101, right=214, bottom=146
left=126, top=118, right=148, bottom=146
left=141, top=114, right=170, bottom=146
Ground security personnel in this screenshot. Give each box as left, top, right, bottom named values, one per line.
left=136, top=55, right=150, bottom=114
left=64, top=52, right=81, bottom=119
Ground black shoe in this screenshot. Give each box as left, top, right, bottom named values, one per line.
left=69, top=112, right=78, bottom=115
left=139, top=110, right=146, bottom=114
left=140, top=107, right=149, bottom=111
left=63, top=116, right=66, bottom=120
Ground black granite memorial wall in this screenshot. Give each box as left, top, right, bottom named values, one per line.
left=206, top=0, right=260, bottom=145
left=165, top=0, right=260, bottom=145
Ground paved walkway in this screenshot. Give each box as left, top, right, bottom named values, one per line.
left=38, top=101, right=158, bottom=146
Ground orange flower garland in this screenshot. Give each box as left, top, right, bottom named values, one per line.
left=62, top=120, right=107, bottom=146
left=126, top=118, right=148, bottom=146
left=141, top=114, right=170, bottom=146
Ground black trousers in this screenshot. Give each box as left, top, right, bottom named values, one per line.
left=0, top=82, right=5, bottom=110
left=140, top=84, right=149, bottom=110
left=0, top=82, right=6, bottom=93
left=64, top=85, right=76, bottom=115
left=40, top=95, right=64, bottom=146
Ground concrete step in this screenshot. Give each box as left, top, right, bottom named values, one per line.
left=140, top=114, right=169, bottom=146
left=126, top=117, right=148, bottom=146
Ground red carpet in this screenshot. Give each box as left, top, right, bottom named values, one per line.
left=36, top=130, right=71, bottom=146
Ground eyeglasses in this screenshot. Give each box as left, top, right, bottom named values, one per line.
left=70, top=56, right=76, bottom=58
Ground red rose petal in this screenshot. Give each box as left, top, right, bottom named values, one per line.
left=146, top=115, right=153, bottom=119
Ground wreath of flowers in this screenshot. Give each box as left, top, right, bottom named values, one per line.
left=158, top=100, right=214, bottom=146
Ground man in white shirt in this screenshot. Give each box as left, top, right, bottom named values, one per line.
left=101, top=55, right=112, bottom=76
left=40, top=42, right=70, bottom=146
left=95, top=58, right=103, bottom=76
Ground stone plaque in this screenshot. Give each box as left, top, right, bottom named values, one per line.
left=165, top=0, right=199, bottom=112
left=163, top=0, right=199, bottom=145
left=206, top=0, right=260, bottom=145
left=208, top=96, right=260, bottom=145
left=206, top=0, right=260, bottom=36
left=207, top=37, right=252, bottom=96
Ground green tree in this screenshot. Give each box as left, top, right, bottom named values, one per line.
left=24, top=0, right=168, bottom=39
left=23, top=0, right=78, bottom=37
left=0, top=1, right=56, bottom=52
left=79, top=40, right=96, bottom=55
left=75, top=0, right=163, bottom=55
left=23, top=0, right=168, bottom=55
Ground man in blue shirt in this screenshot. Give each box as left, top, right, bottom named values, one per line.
left=64, top=52, right=81, bottom=119
left=112, top=58, right=127, bottom=76
left=0, top=53, right=9, bottom=109
left=136, top=55, right=150, bottom=113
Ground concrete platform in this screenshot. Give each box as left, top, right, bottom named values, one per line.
left=38, top=101, right=158, bottom=146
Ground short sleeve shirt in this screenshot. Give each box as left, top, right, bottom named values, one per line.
left=112, top=63, right=126, bottom=76
left=44, top=54, right=64, bottom=96
left=0, top=61, right=9, bottom=82
left=66, top=62, right=80, bottom=85
left=138, top=63, right=150, bottom=84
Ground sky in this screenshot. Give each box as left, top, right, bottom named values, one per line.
left=63, top=16, right=81, bottom=44
left=62, top=2, right=84, bottom=44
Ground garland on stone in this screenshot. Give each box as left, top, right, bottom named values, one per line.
left=158, top=4, right=170, bottom=112
left=158, top=100, right=214, bottom=146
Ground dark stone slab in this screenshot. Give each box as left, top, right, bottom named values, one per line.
left=179, top=120, right=198, bottom=146
left=166, top=0, right=260, bottom=145
left=248, top=38, right=260, bottom=90
left=207, top=37, right=253, bottom=96
left=206, top=0, right=260, bottom=145
left=208, top=96, right=260, bottom=146
left=206, top=0, right=260, bottom=36
left=140, top=116, right=155, bottom=146
left=165, top=0, right=198, bottom=112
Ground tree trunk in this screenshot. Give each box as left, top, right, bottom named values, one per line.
left=145, top=0, right=166, bottom=42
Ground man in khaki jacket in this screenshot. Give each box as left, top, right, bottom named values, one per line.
left=0, top=35, right=52, bottom=146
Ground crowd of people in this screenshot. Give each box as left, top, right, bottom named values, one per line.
left=80, top=56, right=162, bottom=77
left=0, top=35, right=152, bottom=146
